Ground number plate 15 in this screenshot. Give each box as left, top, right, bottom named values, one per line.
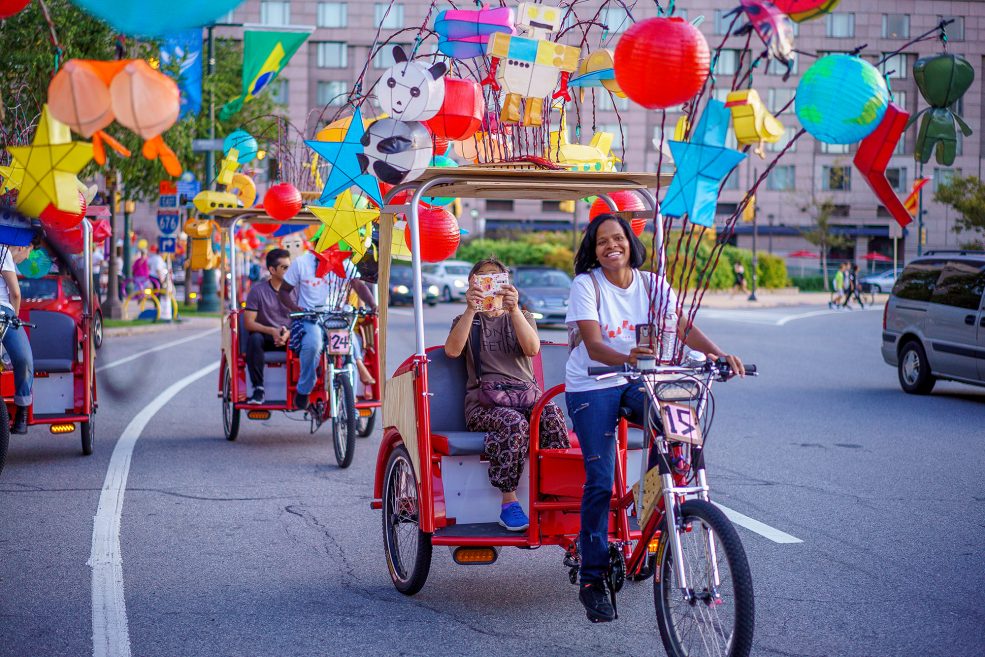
left=327, top=329, right=351, bottom=355
left=659, top=402, right=702, bottom=445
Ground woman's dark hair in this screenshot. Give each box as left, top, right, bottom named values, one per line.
left=574, top=214, right=646, bottom=275
left=265, top=248, right=290, bottom=269
left=468, top=256, right=508, bottom=281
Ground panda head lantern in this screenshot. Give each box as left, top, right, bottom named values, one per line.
left=375, top=46, right=448, bottom=122
left=358, top=118, right=433, bottom=185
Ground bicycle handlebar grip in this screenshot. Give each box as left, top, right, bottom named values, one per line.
left=587, top=364, right=631, bottom=376
left=744, top=364, right=757, bottom=375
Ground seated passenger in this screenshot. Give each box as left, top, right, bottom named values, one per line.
left=0, top=231, right=39, bottom=434
left=243, top=248, right=296, bottom=405
left=444, top=258, right=569, bottom=532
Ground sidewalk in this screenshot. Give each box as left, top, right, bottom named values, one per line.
left=104, top=315, right=219, bottom=338
left=697, top=289, right=885, bottom=309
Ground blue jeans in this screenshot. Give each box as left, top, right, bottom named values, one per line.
left=566, top=382, right=647, bottom=584
left=1, top=306, right=33, bottom=406
left=296, top=320, right=324, bottom=396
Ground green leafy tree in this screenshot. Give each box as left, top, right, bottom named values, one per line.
left=800, top=197, right=853, bottom=291
left=934, top=174, right=985, bottom=249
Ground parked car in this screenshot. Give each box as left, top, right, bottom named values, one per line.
left=881, top=251, right=985, bottom=394
left=389, top=265, right=439, bottom=306
left=512, top=266, right=572, bottom=324
left=860, top=268, right=902, bottom=294
left=422, top=260, right=472, bottom=302
left=20, top=274, right=104, bottom=349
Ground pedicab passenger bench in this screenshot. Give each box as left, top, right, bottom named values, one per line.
left=426, top=342, right=645, bottom=531
left=22, top=310, right=77, bottom=415
left=235, top=313, right=288, bottom=402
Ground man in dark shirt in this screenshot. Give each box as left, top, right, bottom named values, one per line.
left=243, top=248, right=296, bottom=404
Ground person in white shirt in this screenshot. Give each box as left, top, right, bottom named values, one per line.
left=564, top=214, right=745, bottom=623
left=0, top=221, right=39, bottom=434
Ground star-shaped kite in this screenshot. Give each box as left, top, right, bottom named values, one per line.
left=7, top=105, right=93, bottom=217
left=305, top=106, right=382, bottom=207
left=311, top=245, right=353, bottom=279
left=0, top=162, right=25, bottom=195
left=661, top=100, right=747, bottom=228
left=309, top=190, right=378, bottom=262
left=217, top=147, right=241, bottom=186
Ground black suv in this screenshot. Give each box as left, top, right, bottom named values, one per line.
left=881, top=251, right=985, bottom=393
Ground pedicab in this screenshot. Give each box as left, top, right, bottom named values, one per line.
left=211, top=210, right=381, bottom=468
left=0, top=220, right=98, bottom=473
left=370, top=167, right=755, bottom=656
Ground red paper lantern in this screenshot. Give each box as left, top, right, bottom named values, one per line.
left=404, top=205, right=460, bottom=263
left=0, top=0, right=31, bottom=19
left=589, top=191, right=648, bottom=236
left=614, top=17, right=710, bottom=110
left=252, top=222, right=280, bottom=235
left=39, top=191, right=87, bottom=231
left=263, top=183, right=302, bottom=221
left=425, top=77, right=485, bottom=142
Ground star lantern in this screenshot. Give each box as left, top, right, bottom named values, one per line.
left=405, top=205, right=460, bottom=263
left=263, top=182, right=302, bottom=221
left=306, top=106, right=383, bottom=206
left=7, top=105, right=93, bottom=217
left=661, top=100, right=748, bottom=228
left=614, top=17, right=710, bottom=110
left=0, top=162, right=25, bottom=195
left=854, top=103, right=912, bottom=228
left=425, top=77, right=485, bottom=142
left=589, top=191, right=648, bottom=236
left=0, top=0, right=31, bottom=19
left=311, top=244, right=353, bottom=279
left=795, top=54, right=888, bottom=145
left=309, top=190, right=379, bottom=261
left=390, top=219, right=414, bottom=262
left=40, top=189, right=87, bottom=231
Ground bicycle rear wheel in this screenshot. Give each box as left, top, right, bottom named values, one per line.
left=654, top=499, right=754, bottom=657
left=332, top=374, right=356, bottom=468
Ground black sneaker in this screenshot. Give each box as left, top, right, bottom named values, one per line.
left=247, top=387, right=264, bottom=405
left=294, top=392, right=309, bottom=410
left=579, top=581, right=615, bottom=623
left=11, top=406, right=27, bottom=434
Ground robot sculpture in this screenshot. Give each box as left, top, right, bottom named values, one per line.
left=482, top=3, right=580, bottom=127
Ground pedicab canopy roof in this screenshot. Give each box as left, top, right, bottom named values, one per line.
left=208, top=167, right=669, bottom=228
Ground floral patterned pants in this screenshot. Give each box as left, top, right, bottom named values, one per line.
left=465, top=401, right=570, bottom=493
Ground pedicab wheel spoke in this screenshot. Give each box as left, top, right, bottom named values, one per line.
left=81, top=413, right=94, bottom=456
left=357, top=408, right=377, bottom=437
left=654, top=500, right=754, bottom=657
left=382, top=445, right=432, bottom=595
left=332, top=374, right=356, bottom=468
left=222, top=368, right=240, bottom=442
left=0, top=403, right=9, bottom=476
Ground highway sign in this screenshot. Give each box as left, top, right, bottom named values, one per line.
left=156, top=211, right=181, bottom=235
left=158, top=237, right=177, bottom=254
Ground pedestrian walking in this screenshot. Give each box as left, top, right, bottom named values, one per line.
left=731, top=261, right=748, bottom=296
left=843, top=264, right=864, bottom=309
left=829, top=263, right=847, bottom=309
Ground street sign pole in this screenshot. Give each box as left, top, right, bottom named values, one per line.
left=198, top=24, right=220, bottom=313
left=748, top=170, right=758, bottom=302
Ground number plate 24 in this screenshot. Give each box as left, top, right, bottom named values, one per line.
left=658, top=402, right=702, bottom=445
left=327, top=329, right=351, bottom=356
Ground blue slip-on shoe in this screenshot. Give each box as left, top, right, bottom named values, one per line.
left=499, top=502, right=529, bottom=531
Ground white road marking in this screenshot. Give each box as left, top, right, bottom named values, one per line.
left=89, top=361, right=219, bottom=657
left=697, top=307, right=882, bottom=327
left=714, top=502, right=804, bottom=544
left=96, top=328, right=219, bottom=372
left=388, top=308, right=413, bottom=316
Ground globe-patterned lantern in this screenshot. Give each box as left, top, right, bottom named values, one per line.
left=796, top=54, right=889, bottom=144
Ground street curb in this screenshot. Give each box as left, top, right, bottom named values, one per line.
left=104, top=316, right=220, bottom=338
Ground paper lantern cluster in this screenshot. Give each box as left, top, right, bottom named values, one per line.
left=795, top=54, right=888, bottom=145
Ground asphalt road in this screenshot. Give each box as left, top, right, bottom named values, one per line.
left=1, top=303, right=983, bottom=657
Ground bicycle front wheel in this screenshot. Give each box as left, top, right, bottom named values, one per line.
left=332, top=374, right=356, bottom=468
left=654, top=499, right=755, bottom=657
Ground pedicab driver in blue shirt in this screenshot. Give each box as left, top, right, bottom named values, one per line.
left=277, top=249, right=377, bottom=410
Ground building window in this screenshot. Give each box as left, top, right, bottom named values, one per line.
left=821, top=142, right=850, bottom=155
left=881, top=53, right=909, bottom=79
left=317, top=42, right=347, bottom=68
left=715, top=49, right=740, bottom=76
left=933, top=168, right=959, bottom=192
left=601, top=6, right=632, bottom=33
left=373, top=44, right=410, bottom=68
left=720, top=171, right=739, bottom=191
left=825, top=13, right=855, bottom=38
left=882, top=14, right=909, bottom=39
left=767, top=129, right=797, bottom=153
left=716, top=202, right=739, bottom=216
left=486, top=199, right=514, bottom=212
left=595, top=123, right=625, bottom=142
left=317, top=2, right=347, bottom=28
left=542, top=201, right=563, bottom=212
left=823, top=166, right=851, bottom=191
left=375, top=3, right=404, bottom=29
left=767, top=165, right=795, bottom=191
left=317, top=81, right=348, bottom=106
left=271, top=78, right=289, bottom=105
left=260, top=1, right=291, bottom=26
left=596, top=91, right=630, bottom=111
left=714, top=10, right=735, bottom=35
left=886, top=167, right=907, bottom=193
left=767, top=87, right=795, bottom=113
left=937, top=16, right=964, bottom=41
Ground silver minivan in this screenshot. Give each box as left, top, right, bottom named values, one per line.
left=881, top=252, right=985, bottom=393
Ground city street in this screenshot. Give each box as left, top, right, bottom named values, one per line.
left=1, top=303, right=983, bottom=657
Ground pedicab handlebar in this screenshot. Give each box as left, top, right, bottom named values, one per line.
left=587, top=359, right=757, bottom=381
left=0, top=315, right=35, bottom=330
left=290, top=306, right=376, bottom=330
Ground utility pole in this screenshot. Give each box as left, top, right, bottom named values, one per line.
left=748, top=169, right=758, bottom=302
left=103, top=171, right=123, bottom=319
left=122, top=199, right=134, bottom=294
left=197, top=24, right=220, bottom=312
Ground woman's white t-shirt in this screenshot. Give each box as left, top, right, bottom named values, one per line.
left=0, top=247, right=16, bottom=310
left=564, top=268, right=678, bottom=392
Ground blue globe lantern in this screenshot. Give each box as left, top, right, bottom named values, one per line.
left=223, top=130, right=259, bottom=164
left=795, top=54, right=889, bottom=144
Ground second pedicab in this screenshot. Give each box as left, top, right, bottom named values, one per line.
left=212, top=212, right=381, bottom=468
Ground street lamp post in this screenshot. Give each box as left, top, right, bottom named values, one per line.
left=767, top=213, right=774, bottom=255
left=197, top=25, right=220, bottom=312
left=122, top=199, right=135, bottom=294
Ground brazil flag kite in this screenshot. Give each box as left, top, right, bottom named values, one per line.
left=220, top=29, right=311, bottom=120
